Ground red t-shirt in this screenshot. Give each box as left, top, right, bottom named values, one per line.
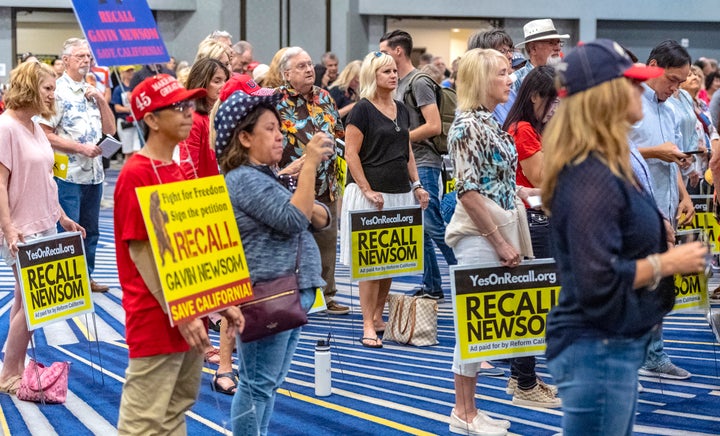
left=177, top=112, right=219, bottom=179
left=114, top=154, right=190, bottom=358
left=508, top=121, right=542, bottom=189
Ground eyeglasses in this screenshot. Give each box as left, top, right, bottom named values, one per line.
left=293, top=61, right=314, bottom=71
left=496, top=47, right=513, bottom=55
left=155, top=100, right=196, bottom=113
left=71, top=54, right=93, bottom=60
left=540, top=40, right=565, bottom=48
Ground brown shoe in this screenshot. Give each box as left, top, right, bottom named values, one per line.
left=90, top=280, right=110, bottom=293
left=325, top=301, right=350, bottom=315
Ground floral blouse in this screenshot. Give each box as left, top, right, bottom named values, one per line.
left=275, top=85, right=344, bottom=203
left=448, top=107, right=517, bottom=210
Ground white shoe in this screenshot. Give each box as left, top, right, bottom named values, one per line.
left=475, top=410, right=511, bottom=429
left=449, top=410, right=508, bottom=436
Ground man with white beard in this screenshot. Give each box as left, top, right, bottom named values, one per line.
left=512, top=19, right=570, bottom=92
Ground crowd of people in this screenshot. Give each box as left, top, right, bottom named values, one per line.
left=0, top=18, right=718, bottom=436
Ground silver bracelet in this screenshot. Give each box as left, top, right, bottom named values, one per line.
left=647, top=254, right=663, bottom=291
left=411, top=180, right=423, bottom=191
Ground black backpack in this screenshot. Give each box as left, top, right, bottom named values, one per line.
left=403, top=72, right=457, bottom=155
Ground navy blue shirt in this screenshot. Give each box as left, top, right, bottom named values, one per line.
left=545, top=155, right=674, bottom=360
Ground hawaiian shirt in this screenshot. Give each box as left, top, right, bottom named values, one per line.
left=275, top=85, right=344, bottom=203
left=37, top=73, right=104, bottom=184
left=448, top=107, right=518, bottom=210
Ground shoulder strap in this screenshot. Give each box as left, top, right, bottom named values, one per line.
left=404, top=72, right=440, bottom=108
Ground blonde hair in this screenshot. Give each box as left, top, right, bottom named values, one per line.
left=455, top=48, right=508, bottom=111
left=541, top=77, right=637, bottom=212
left=261, top=47, right=289, bottom=88
left=359, top=51, right=395, bottom=100
left=331, top=60, right=361, bottom=90
left=3, top=61, right=56, bottom=118
left=194, top=38, right=233, bottom=65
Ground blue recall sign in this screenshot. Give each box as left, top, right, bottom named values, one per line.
left=71, top=0, right=169, bottom=66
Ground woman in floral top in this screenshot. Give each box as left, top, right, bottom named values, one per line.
left=444, top=48, right=537, bottom=436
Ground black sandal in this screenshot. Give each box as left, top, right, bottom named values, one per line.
left=211, top=372, right=237, bottom=395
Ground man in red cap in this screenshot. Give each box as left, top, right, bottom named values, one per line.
left=114, top=74, right=244, bottom=435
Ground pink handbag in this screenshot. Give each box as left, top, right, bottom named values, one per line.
left=16, top=359, right=70, bottom=404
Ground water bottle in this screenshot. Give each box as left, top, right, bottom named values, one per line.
left=314, top=337, right=331, bottom=396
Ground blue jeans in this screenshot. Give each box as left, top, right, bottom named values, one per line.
left=547, top=331, right=652, bottom=436
left=417, top=166, right=456, bottom=291
left=55, top=178, right=102, bottom=276
left=641, top=324, right=670, bottom=370
left=231, top=288, right=313, bottom=436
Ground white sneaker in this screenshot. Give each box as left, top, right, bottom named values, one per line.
left=475, top=410, right=511, bottom=429
left=449, top=410, right=508, bottom=436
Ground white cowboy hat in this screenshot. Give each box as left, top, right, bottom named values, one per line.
left=515, top=19, right=570, bottom=47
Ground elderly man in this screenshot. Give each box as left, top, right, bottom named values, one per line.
left=467, top=28, right=517, bottom=123
left=231, top=41, right=254, bottom=74
left=38, top=38, right=116, bottom=293
left=275, top=47, right=349, bottom=315
left=630, top=40, right=695, bottom=381
left=513, top=19, right=569, bottom=92
left=320, top=52, right=339, bottom=88
left=380, top=29, right=456, bottom=301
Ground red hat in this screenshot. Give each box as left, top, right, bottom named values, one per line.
left=130, top=74, right=207, bottom=119
left=219, top=74, right=275, bottom=102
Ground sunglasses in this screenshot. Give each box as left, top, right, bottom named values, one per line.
left=155, top=100, right=196, bottom=113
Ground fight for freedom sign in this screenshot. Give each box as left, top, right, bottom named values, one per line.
left=451, top=260, right=559, bottom=363
left=16, top=232, right=94, bottom=330
left=136, top=175, right=253, bottom=326
left=349, top=206, right=423, bottom=281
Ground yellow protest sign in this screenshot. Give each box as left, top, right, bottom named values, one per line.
left=336, top=155, right=347, bottom=198
left=678, top=195, right=720, bottom=251
left=671, top=272, right=709, bottom=313
left=349, top=206, right=423, bottom=281
left=445, top=177, right=456, bottom=195
left=451, top=260, right=559, bottom=363
left=16, top=232, right=94, bottom=330
left=53, top=152, right=69, bottom=179
left=308, top=287, right=327, bottom=314
left=136, top=175, right=253, bottom=326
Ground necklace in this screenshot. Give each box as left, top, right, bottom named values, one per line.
left=391, top=118, right=401, bottom=132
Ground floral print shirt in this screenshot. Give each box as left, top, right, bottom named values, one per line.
left=275, top=85, right=344, bottom=203
left=37, top=73, right=104, bottom=184
left=448, top=107, right=517, bottom=210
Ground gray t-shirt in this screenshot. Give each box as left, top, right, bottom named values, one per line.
left=398, top=69, right=442, bottom=168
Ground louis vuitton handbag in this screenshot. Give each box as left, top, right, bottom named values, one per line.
left=383, top=294, right=438, bottom=346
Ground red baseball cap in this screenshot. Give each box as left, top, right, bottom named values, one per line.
left=219, top=74, right=275, bottom=102
left=130, top=74, right=207, bottom=119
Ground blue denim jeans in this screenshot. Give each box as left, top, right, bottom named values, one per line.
left=231, top=288, right=313, bottom=436
left=55, top=178, right=102, bottom=276
left=547, top=331, right=652, bottom=436
left=417, top=166, right=456, bottom=291
left=641, top=324, right=671, bottom=370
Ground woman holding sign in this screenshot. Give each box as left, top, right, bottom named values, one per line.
left=444, top=48, right=539, bottom=436
left=214, top=89, right=331, bottom=435
left=0, top=61, right=84, bottom=395
left=542, top=40, right=708, bottom=436
left=340, top=51, right=429, bottom=348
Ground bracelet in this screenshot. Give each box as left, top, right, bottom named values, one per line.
left=480, top=225, right=498, bottom=237
left=411, top=180, right=422, bottom=190
left=646, top=254, right=663, bottom=291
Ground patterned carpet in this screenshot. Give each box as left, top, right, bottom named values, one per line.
left=0, top=168, right=718, bottom=435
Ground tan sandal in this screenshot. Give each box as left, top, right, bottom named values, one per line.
left=0, top=375, right=22, bottom=395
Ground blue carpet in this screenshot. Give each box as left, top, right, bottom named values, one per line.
left=0, top=167, right=718, bottom=435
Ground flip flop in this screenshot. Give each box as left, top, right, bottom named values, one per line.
left=211, top=372, right=237, bottom=395
left=0, top=375, right=22, bottom=395
left=359, top=337, right=383, bottom=348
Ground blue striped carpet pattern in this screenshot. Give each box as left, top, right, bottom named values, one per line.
left=0, top=168, right=719, bottom=435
